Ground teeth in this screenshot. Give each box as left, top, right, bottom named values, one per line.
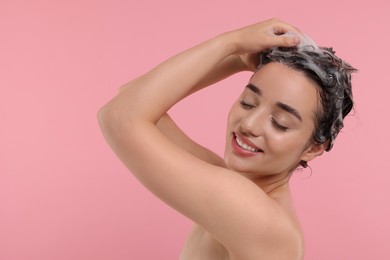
left=235, top=135, right=259, bottom=152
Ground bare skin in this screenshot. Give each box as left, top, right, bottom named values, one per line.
left=98, top=18, right=327, bottom=259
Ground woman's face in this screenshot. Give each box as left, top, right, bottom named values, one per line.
left=224, top=62, right=324, bottom=177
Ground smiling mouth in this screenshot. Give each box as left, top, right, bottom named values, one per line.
left=234, top=134, right=263, bottom=153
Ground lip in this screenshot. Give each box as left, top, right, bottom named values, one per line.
left=231, top=133, right=263, bottom=157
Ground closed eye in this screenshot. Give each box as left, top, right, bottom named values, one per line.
left=271, top=117, right=288, bottom=131
left=240, top=100, right=255, bottom=109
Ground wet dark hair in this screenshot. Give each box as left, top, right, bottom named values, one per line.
left=258, top=46, right=357, bottom=168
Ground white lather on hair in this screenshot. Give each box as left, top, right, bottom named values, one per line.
left=284, top=31, right=321, bottom=52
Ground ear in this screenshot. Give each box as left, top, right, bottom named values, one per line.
left=300, top=141, right=328, bottom=163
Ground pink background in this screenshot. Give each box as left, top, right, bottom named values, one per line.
left=1, top=0, right=389, bottom=259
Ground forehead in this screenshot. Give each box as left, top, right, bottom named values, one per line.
left=250, top=62, right=319, bottom=120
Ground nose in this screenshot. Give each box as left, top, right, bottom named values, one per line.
left=239, top=109, right=266, bottom=137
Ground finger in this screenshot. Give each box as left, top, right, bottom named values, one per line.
left=271, top=19, right=302, bottom=35
left=280, top=34, right=301, bottom=47
left=271, top=24, right=302, bottom=47
left=273, top=25, right=289, bottom=35
left=264, top=33, right=301, bottom=48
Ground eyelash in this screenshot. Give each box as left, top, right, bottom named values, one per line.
left=271, top=117, right=288, bottom=131
left=240, top=100, right=255, bottom=109
left=240, top=100, right=289, bottom=131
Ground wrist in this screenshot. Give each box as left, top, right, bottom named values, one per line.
left=212, top=33, right=252, bottom=73
left=213, top=31, right=239, bottom=57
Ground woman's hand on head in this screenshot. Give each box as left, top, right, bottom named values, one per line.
left=222, top=18, right=301, bottom=63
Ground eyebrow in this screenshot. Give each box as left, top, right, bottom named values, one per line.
left=246, top=83, right=303, bottom=122
left=276, top=102, right=302, bottom=122
left=246, top=83, right=262, bottom=95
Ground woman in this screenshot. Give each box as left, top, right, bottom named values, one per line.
left=97, top=18, right=356, bottom=259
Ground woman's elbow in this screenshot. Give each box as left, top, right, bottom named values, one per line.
left=97, top=105, right=113, bottom=126
left=97, top=105, right=141, bottom=138
left=97, top=105, right=124, bottom=136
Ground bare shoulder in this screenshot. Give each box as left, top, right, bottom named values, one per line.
left=226, top=199, right=304, bottom=260
left=182, top=205, right=304, bottom=260
left=181, top=197, right=304, bottom=260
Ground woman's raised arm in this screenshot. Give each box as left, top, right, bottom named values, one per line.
left=116, top=52, right=258, bottom=168
left=97, top=18, right=300, bottom=253
left=103, top=19, right=300, bottom=122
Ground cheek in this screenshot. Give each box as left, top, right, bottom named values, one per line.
left=267, top=133, right=295, bottom=152
left=265, top=131, right=310, bottom=157
left=227, top=102, right=242, bottom=127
